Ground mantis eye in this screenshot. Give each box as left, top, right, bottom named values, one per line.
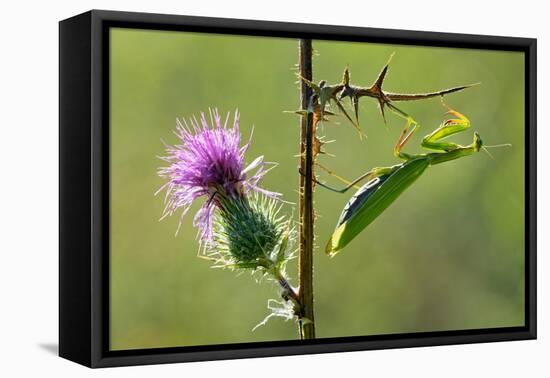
left=474, top=131, right=483, bottom=152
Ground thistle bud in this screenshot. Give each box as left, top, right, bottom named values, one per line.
left=208, top=193, right=295, bottom=272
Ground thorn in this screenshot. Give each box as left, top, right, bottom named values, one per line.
left=284, top=109, right=308, bottom=116
left=387, top=51, right=396, bottom=65
left=342, top=65, right=350, bottom=85
left=372, top=54, right=393, bottom=90
left=378, top=100, right=387, bottom=125
left=353, top=97, right=360, bottom=126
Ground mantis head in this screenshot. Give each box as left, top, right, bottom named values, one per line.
left=474, top=131, right=483, bottom=152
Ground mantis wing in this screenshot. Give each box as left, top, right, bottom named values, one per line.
left=326, top=158, right=429, bottom=256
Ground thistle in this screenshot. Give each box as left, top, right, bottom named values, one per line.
left=157, top=109, right=279, bottom=242
left=157, top=109, right=301, bottom=329
left=210, top=194, right=292, bottom=270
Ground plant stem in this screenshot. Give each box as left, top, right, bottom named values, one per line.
left=298, top=38, right=316, bottom=340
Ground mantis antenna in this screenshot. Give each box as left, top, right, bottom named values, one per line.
left=482, top=143, right=513, bottom=159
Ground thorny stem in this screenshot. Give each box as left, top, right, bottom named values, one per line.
left=298, top=39, right=316, bottom=340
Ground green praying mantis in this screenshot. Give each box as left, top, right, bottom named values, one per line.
left=293, top=55, right=509, bottom=257
left=313, top=102, right=507, bottom=256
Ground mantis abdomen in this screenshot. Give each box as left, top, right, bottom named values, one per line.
left=326, top=158, right=429, bottom=256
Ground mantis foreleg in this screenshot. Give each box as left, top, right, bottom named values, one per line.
left=421, top=107, right=471, bottom=152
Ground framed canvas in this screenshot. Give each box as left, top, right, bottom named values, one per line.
left=59, top=10, right=537, bottom=368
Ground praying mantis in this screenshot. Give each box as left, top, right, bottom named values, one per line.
left=294, top=54, right=508, bottom=257
left=314, top=103, right=500, bottom=256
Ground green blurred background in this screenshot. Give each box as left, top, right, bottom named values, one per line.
left=109, top=28, right=525, bottom=351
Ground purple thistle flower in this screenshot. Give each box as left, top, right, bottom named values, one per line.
left=157, top=109, right=280, bottom=241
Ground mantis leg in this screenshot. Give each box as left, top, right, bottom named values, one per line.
left=316, top=163, right=363, bottom=190
left=391, top=101, right=480, bottom=164
left=423, top=104, right=483, bottom=165
left=421, top=105, right=472, bottom=152
left=310, top=164, right=399, bottom=194
left=387, top=103, right=421, bottom=161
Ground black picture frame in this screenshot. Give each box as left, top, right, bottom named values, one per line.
left=59, top=9, right=537, bottom=368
